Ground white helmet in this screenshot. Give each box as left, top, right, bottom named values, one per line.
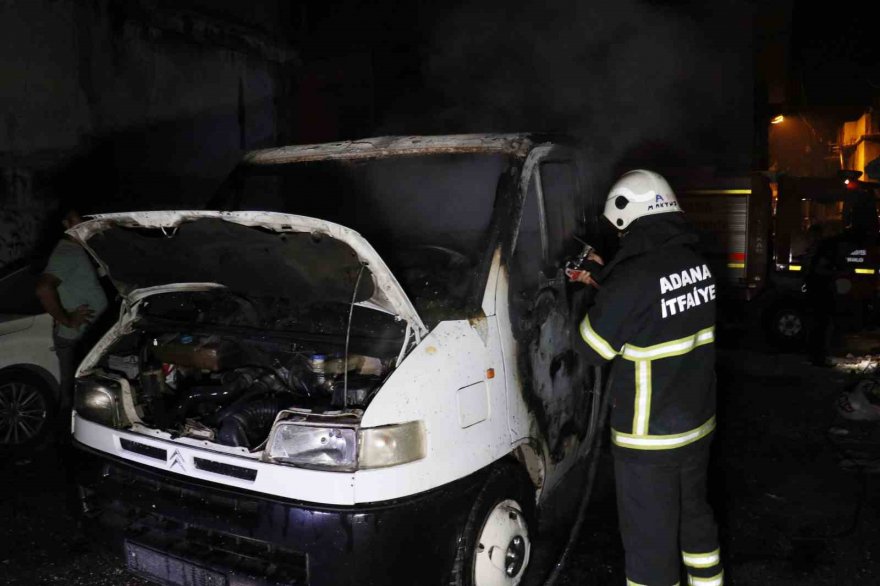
left=603, top=169, right=681, bottom=230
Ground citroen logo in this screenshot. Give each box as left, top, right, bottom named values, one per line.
left=168, top=449, right=186, bottom=472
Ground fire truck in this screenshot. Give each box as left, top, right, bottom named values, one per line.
left=677, top=171, right=880, bottom=347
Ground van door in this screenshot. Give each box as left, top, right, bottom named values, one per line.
left=504, top=146, right=598, bottom=491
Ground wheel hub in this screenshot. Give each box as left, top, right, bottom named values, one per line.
left=778, top=313, right=802, bottom=337
left=474, top=499, right=531, bottom=586
left=504, top=535, right=526, bottom=577
left=0, top=382, right=47, bottom=445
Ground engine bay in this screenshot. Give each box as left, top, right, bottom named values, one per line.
left=89, top=289, right=403, bottom=451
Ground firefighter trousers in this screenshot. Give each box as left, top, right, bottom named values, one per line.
left=614, top=436, right=723, bottom=586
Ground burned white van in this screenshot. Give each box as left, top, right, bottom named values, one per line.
left=71, top=135, right=606, bottom=586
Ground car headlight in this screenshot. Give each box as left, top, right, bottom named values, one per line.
left=265, top=420, right=426, bottom=471
left=74, top=377, right=128, bottom=429
left=266, top=423, right=358, bottom=471
left=358, top=421, right=426, bottom=469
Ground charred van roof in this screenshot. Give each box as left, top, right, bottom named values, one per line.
left=240, top=134, right=550, bottom=165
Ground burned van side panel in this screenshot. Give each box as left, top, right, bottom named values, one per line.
left=497, top=145, right=600, bottom=495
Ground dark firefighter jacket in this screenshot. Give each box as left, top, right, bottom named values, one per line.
left=579, top=214, right=716, bottom=452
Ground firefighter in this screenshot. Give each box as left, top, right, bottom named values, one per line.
left=803, top=224, right=836, bottom=367
left=569, top=170, right=723, bottom=586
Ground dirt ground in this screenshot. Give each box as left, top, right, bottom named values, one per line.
left=1, top=341, right=878, bottom=585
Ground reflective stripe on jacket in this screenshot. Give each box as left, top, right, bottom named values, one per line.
left=579, top=215, right=717, bottom=451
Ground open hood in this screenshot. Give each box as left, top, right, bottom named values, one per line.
left=68, top=211, right=426, bottom=334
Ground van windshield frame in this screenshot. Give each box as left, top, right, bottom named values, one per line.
left=212, top=152, right=517, bottom=325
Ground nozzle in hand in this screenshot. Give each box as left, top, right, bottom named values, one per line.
left=565, top=245, right=604, bottom=289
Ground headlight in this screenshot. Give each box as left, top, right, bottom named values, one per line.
left=266, top=423, right=358, bottom=471
left=358, top=421, right=426, bottom=469
left=74, top=377, right=128, bottom=429
left=265, top=420, right=426, bottom=471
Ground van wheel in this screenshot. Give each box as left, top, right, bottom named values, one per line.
left=451, top=463, right=535, bottom=586
left=764, top=302, right=806, bottom=348
left=0, top=372, right=54, bottom=451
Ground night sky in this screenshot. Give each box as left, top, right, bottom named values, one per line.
left=791, top=4, right=880, bottom=112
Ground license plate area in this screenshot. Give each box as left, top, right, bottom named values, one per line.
left=125, top=540, right=228, bottom=586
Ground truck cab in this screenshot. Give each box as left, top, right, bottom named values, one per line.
left=768, top=174, right=880, bottom=343
left=677, top=171, right=880, bottom=347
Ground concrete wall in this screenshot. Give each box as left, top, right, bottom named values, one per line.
left=0, top=168, right=54, bottom=268
left=0, top=0, right=298, bottom=267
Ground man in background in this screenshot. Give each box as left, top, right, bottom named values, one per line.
left=803, top=224, right=837, bottom=367
left=35, top=206, right=108, bottom=421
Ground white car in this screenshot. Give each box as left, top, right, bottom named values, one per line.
left=69, top=135, right=606, bottom=586
left=0, top=264, right=60, bottom=449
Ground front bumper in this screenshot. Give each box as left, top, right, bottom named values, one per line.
left=74, top=442, right=487, bottom=586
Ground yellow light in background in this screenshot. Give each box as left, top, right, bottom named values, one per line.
left=789, top=265, right=802, bottom=271
left=727, top=262, right=745, bottom=269
left=684, top=189, right=751, bottom=195
left=855, top=268, right=875, bottom=275
left=771, top=115, right=784, bottom=124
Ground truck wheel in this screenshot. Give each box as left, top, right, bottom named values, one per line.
left=764, top=303, right=806, bottom=348
left=451, top=462, right=535, bottom=586
left=0, top=372, right=55, bottom=451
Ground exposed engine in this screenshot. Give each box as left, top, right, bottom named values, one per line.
left=101, top=331, right=390, bottom=450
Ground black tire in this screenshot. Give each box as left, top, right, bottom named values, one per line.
left=0, top=370, right=56, bottom=452
left=451, top=462, right=536, bottom=586
left=764, top=302, right=807, bottom=349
